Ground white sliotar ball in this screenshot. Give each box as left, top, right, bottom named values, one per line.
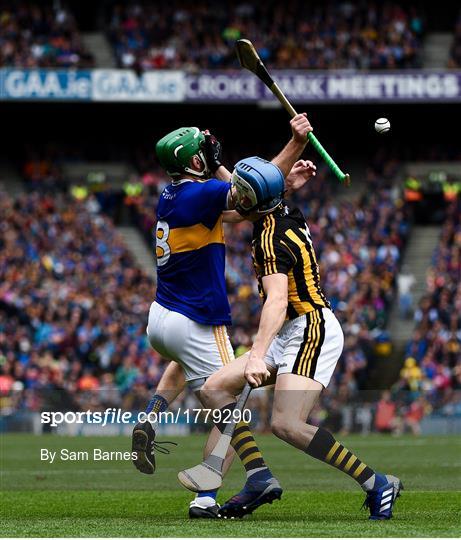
left=375, top=117, right=391, bottom=134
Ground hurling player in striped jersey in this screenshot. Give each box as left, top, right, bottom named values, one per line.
left=200, top=157, right=403, bottom=520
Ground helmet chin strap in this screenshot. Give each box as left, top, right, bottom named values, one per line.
left=183, top=151, right=211, bottom=178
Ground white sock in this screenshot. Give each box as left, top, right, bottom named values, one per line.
left=246, top=466, right=269, bottom=479
left=193, top=495, right=216, bottom=508
left=361, top=474, right=376, bottom=492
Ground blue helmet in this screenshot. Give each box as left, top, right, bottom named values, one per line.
left=231, top=156, right=284, bottom=216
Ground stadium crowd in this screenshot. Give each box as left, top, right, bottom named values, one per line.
left=0, top=2, right=93, bottom=68
left=108, top=0, right=424, bottom=70
left=0, top=158, right=409, bottom=423
left=397, top=201, right=461, bottom=411
left=4, top=143, right=461, bottom=438
left=0, top=192, right=159, bottom=414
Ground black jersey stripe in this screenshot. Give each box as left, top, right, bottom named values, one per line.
left=261, top=216, right=269, bottom=275
left=301, top=310, right=320, bottom=377
left=308, top=309, right=326, bottom=379
left=268, top=214, right=276, bottom=273
left=261, top=215, right=274, bottom=275
left=305, top=310, right=321, bottom=378
left=285, top=228, right=322, bottom=310
left=293, top=314, right=311, bottom=375
left=304, top=236, right=329, bottom=308
left=252, top=207, right=330, bottom=319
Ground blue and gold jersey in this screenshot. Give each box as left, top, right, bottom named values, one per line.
left=155, top=179, right=231, bottom=325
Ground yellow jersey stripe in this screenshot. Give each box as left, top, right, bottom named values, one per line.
left=305, top=310, right=320, bottom=378
left=287, top=269, right=313, bottom=316
left=261, top=218, right=269, bottom=275
left=263, top=217, right=272, bottom=274
left=213, top=326, right=228, bottom=366
left=299, top=311, right=318, bottom=376
left=268, top=214, right=276, bottom=273
left=297, top=317, right=313, bottom=376
left=284, top=229, right=327, bottom=311
left=304, top=239, right=327, bottom=306
left=219, top=326, right=230, bottom=365
left=218, top=326, right=231, bottom=365
left=168, top=218, right=224, bottom=254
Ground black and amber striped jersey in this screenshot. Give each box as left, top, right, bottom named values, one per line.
left=252, top=205, right=330, bottom=319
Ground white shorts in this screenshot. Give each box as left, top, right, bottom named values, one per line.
left=265, top=308, right=344, bottom=388
left=147, top=302, right=234, bottom=390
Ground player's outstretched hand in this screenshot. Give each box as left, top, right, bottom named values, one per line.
left=290, top=113, right=313, bottom=145
left=200, top=130, right=222, bottom=173
left=245, top=356, right=271, bottom=388
left=285, top=159, right=317, bottom=193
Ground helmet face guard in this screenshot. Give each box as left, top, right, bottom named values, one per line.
left=231, top=157, right=285, bottom=216
left=155, top=127, right=210, bottom=178
left=231, top=171, right=282, bottom=215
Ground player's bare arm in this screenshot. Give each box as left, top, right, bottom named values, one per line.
left=271, top=113, right=312, bottom=178
left=284, top=159, right=317, bottom=195
left=245, top=273, right=288, bottom=387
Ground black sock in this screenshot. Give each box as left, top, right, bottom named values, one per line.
left=306, top=427, right=374, bottom=486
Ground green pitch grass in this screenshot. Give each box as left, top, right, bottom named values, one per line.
left=1, top=433, right=460, bottom=537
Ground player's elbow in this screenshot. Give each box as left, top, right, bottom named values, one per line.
left=267, top=292, right=288, bottom=313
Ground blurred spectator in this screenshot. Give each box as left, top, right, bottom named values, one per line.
left=397, top=266, right=415, bottom=319
left=399, top=357, right=423, bottom=393
left=374, top=390, right=397, bottom=433
left=0, top=2, right=94, bottom=68
left=394, top=396, right=432, bottom=436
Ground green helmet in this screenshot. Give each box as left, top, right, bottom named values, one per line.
left=155, top=127, right=210, bottom=178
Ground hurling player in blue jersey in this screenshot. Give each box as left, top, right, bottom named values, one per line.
left=132, top=114, right=316, bottom=518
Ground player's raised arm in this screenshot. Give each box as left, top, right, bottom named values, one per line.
left=200, top=131, right=232, bottom=182
left=271, top=113, right=312, bottom=178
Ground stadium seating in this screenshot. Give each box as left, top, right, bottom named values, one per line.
left=0, top=3, right=93, bottom=68
left=0, top=158, right=409, bottom=417
left=107, top=1, right=424, bottom=70
left=0, top=192, right=159, bottom=412
left=398, top=200, right=461, bottom=414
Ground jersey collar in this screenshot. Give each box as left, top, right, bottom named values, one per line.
left=171, top=178, right=194, bottom=186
